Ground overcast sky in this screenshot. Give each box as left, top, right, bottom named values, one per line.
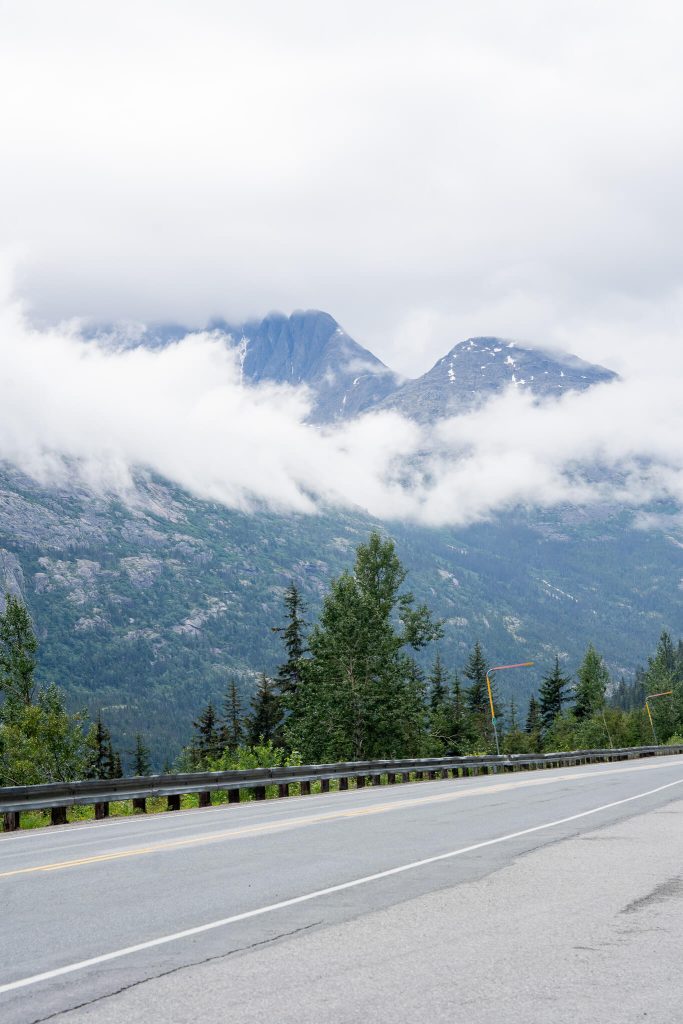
left=2, top=1, right=683, bottom=377
left=0, top=2, right=682, bottom=527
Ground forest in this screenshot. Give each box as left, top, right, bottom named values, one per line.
left=1, top=531, right=682, bottom=788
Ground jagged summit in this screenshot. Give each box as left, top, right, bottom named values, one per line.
left=376, top=336, right=618, bottom=423
left=94, top=313, right=618, bottom=425
left=219, top=310, right=400, bottom=423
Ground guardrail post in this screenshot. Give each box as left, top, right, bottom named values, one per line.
left=401, top=771, right=411, bottom=783
left=3, top=811, right=20, bottom=831
left=300, top=781, right=311, bottom=796
left=278, top=783, right=289, bottom=798
left=51, top=806, right=67, bottom=826
left=94, top=802, right=109, bottom=820
left=167, top=794, right=181, bottom=812
left=254, top=785, right=266, bottom=800
left=228, top=788, right=240, bottom=804
left=132, top=797, right=147, bottom=814
left=356, top=775, right=366, bottom=788
left=387, top=772, right=396, bottom=785
left=441, top=768, right=449, bottom=779
left=372, top=774, right=382, bottom=786
left=198, top=792, right=211, bottom=808
left=339, top=776, right=349, bottom=790
left=428, top=770, right=437, bottom=780
left=321, top=779, right=330, bottom=793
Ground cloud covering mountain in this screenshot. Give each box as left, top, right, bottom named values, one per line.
left=1, top=284, right=681, bottom=529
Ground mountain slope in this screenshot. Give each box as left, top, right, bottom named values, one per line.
left=377, top=337, right=618, bottom=422
left=1, top=464, right=681, bottom=767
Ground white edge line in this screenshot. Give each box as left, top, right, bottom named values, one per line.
left=2, top=775, right=682, bottom=996
left=0, top=757, right=679, bottom=846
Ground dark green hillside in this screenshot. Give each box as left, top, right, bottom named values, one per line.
left=1, top=466, right=681, bottom=766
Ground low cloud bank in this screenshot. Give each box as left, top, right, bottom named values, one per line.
left=1, top=294, right=681, bottom=528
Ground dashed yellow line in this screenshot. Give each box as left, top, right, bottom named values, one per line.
left=0, top=762, right=672, bottom=879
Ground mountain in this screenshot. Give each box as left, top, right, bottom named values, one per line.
left=377, top=336, right=618, bottom=422
left=1, top=311, right=679, bottom=767
left=119, top=310, right=401, bottom=424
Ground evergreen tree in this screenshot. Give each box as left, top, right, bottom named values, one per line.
left=429, top=652, right=448, bottom=712
left=111, top=750, right=123, bottom=778
left=508, top=696, right=519, bottom=733
left=448, top=675, right=471, bottom=755
left=463, top=641, right=495, bottom=745
left=574, top=644, right=609, bottom=720
left=192, top=700, right=221, bottom=763
left=131, top=733, right=152, bottom=776
left=525, top=696, right=542, bottom=735
left=273, top=583, right=308, bottom=699
left=642, top=631, right=681, bottom=741
left=539, top=657, right=571, bottom=730
left=246, top=674, right=283, bottom=746
left=221, top=679, right=244, bottom=751
left=288, top=532, right=441, bottom=761
left=0, top=593, right=38, bottom=710
left=88, top=712, right=118, bottom=780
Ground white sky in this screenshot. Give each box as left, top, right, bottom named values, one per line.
left=2, top=1, right=683, bottom=377
left=1, top=2, right=682, bottom=527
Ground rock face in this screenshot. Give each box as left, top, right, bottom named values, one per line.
left=224, top=310, right=401, bottom=423
left=376, top=337, right=618, bottom=423
left=2, top=311, right=678, bottom=768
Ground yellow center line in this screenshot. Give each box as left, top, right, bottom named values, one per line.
left=0, top=763, right=674, bottom=879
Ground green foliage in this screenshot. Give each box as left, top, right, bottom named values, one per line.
left=0, top=593, right=38, bottom=710
left=574, top=644, right=609, bottom=719
left=131, top=733, right=152, bottom=776
left=220, top=679, right=244, bottom=751
left=209, top=739, right=302, bottom=773
left=87, top=713, right=120, bottom=780
left=0, top=683, right=93, bottom=786
left=273, top=582, right=308, bottom=698
left=287, top=532, right=441, bottom=762
left=246, top=673, right=283, bottom=746
left=539, top=657, right=571, bottom=730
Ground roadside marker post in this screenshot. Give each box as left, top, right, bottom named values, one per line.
left=486, top=662, right=534, bottom=757
left=644, top=690, right=674, bottom=745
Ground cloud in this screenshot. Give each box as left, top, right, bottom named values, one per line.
left=0, top=286, right=681, bottom=530
left=2, top=2, right=683, bottom=378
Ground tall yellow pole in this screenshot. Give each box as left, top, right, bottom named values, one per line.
left=486, top=662, right=534, bottom=757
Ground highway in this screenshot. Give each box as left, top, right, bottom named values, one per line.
left=2, top=755, right=683, bottom=1023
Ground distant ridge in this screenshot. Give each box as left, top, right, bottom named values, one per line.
left=93, top=311, right=617, bottom=424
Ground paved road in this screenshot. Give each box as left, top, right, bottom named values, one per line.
left=2, top=756, right=683, bottom=1023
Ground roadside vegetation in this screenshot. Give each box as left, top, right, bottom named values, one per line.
left=2, top=532, right=683, bottom=806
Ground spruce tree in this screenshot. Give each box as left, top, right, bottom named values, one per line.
left=539, top=657, right=571, bottom=730
left=221, top=679, right=244, bottom=751
left=246, top=674, right=283, bottom=746
left=429, top=652, right=448, bottom=712
left=131, top=734, right=152, bottom=776
left=463, top=641, right=495, bottom=745
left=525, top=696, right=541, bottom=734
left=192, top=700, right=221, bottom=763
left=89, top=712, right=118, bottom=780
left=574, top=645, right=609, bottom=720
left=273, top=583, right=308, bottom=699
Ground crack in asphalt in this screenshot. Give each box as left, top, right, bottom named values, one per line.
left=25, top=921, right=323, bottom=1024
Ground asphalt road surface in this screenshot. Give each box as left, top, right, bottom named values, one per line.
left=2, top=756, right=683, bottom=1024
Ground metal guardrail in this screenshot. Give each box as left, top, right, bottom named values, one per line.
left=1, top=743, right=682, bottom=830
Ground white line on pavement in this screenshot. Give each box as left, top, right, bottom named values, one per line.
left=2, top=774, right=682, bottom=996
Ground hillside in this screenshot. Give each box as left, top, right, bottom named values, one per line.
left=0, top=311, right=679, bottom=766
